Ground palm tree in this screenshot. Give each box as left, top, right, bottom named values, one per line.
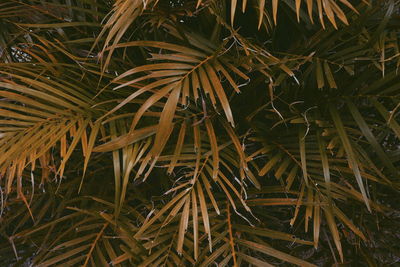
left=0, top=0, right=399, bottom=265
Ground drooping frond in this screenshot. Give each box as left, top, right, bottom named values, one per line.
left=0, top=0, right=399, bottom=266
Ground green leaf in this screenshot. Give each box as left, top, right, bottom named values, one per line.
left=329, top=104, right=371, bottom=211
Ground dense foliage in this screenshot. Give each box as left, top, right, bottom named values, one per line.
left=0, top=0, right=399, bottom=266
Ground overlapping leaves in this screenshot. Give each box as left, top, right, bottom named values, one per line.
left=0, top=0, right=399, bottom=266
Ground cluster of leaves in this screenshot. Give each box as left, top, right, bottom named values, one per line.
left=0, top=0, right=399, bottom=266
